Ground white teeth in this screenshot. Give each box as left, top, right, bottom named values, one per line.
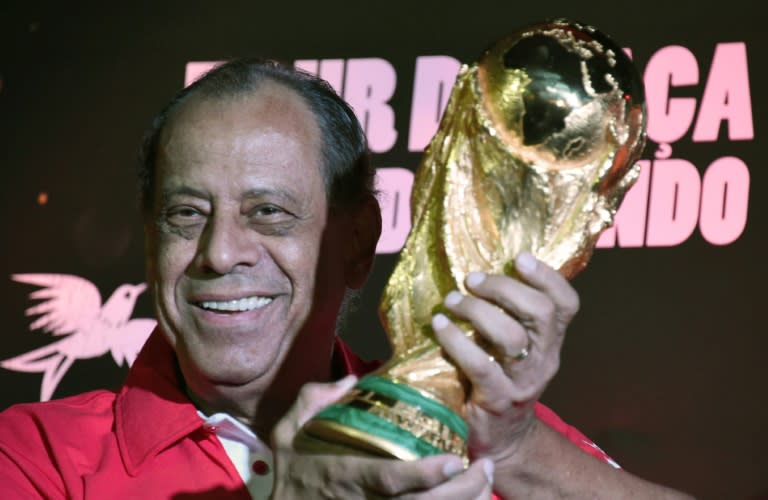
left=199, top=296, right=273, bottom=312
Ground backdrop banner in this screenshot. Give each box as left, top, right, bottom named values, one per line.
left=0, top=2, right=763, bottom=497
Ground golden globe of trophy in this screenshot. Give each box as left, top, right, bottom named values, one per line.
left=299, top=19, right=647, bottom=461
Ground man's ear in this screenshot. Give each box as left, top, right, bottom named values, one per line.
left=344, top=195, right=382, bottom=289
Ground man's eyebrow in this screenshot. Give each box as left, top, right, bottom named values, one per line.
left=242, top=188, right=302, bottom=206
left=160, top=186, right=209, bottom=201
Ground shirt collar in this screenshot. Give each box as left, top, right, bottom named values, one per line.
left=197, top=411, right=267, bottom=453
left=115, top=328, right=203, bottom=476
left=114, top=327, right=378, bottom=476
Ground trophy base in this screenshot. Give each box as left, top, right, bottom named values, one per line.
left=299, top=375, right=468, bottom=461
left=300, top=419, right=421, bottom=460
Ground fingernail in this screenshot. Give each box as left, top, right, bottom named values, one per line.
left=516, top=252, right=537, bottom=274
left=443, top=459, right=463, bottom=478
left=483, top=459, right=495, bottom=483
left=432, top=313, right=449, bottom=330
left=335, top=374, right=357, bottom=390
left=444, top=291, right=463, bottom=307
left=466, top=272, right=486, bottom=288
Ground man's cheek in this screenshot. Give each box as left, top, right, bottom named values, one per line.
left=154, top=250, right=184, bottom=287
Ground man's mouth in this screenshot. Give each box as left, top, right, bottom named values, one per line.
left=197, top=296, right=274, bottom=313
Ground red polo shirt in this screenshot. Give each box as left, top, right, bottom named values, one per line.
left=0, top=330, right=612, bottom=498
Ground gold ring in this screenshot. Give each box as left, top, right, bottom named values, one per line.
left=504, top=345, right=530, bottom=363
left=503, top=335, right=533, bottom=364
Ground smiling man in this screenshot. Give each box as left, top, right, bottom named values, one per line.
left=0, top=59, right=692, bottom=499
left=147, top=77, right=357, bottom=438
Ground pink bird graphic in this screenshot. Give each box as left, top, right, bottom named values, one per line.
left=2, top=274, right=156, bottom=401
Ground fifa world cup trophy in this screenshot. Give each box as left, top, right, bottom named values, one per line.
left=299, top=19, right=647, bottom=461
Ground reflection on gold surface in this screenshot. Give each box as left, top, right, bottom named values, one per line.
left=305, top=19, right=647, bottom=460
left=380, top=20, right=646, bottom=421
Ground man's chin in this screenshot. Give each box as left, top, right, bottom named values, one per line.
left=202, top=350, right=279, bottom=383
left=176, top=340, right=282, bottom=393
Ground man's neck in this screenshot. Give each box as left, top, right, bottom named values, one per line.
left=184, top=347, right=335, bottom=438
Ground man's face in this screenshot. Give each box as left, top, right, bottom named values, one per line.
left=145, top=84, right=349, bottom=399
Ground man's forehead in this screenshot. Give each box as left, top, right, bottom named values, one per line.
left=158, top=83, right=322, bottom=164
left=168, top=81, right=318, bottom=135
left=151, top=82, right=327, bottom=204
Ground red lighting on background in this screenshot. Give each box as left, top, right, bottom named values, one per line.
left=37, top=192, right=48, bottom=206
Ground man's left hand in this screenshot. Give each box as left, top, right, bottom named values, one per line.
left=431, top=252, right=580, bottom=463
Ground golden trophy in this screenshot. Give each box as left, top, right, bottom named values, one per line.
left=300, top=19, right=647, bottom=461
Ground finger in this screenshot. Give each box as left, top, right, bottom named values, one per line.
left=398, top=458, right=494, bottom=500
left=464, top=272, right=561, bottom=356
left=362, top=454, right=465, bottom=496
left=431, top=314, right=512, bottom=412
left=295, top=374, right=359, bottom=428
left=474, top=484, right=494, bottom=500
left=443, top=290, right=528, bottom=357
left=475, top=482, right=494, bottom=500
left=273, top=375, right=358, bottom=445
left=465, top=271, right=554, bottom=334
left=513, top=252, right=580, bottom=323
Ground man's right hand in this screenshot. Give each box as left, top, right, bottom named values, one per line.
left=270, top=375, right=494, bottom=499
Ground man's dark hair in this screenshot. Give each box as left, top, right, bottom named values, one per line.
left=138, top=58, right=375, bottom=212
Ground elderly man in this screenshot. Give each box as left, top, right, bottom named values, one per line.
left=0, top=59, right=691, bottom=499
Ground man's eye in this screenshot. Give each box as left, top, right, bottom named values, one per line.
left=175, top=208, right=200, bottom=217
left=165, top=207, right=205, bottom=224
left=248, top=205, right=298, bottom=233
left=251, top=205, right=286, bottom=218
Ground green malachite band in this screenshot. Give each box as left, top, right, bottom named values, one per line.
left=312, top=403, right=444, bottom=457
left=354, top=376, right=467, bottom=440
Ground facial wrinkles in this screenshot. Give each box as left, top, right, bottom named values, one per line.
left=146, top=87, right=336, bottom=399
left=155, top=137, right=322, bottom=239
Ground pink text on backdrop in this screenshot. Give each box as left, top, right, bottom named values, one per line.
left=644, top=43, right=753, bottom=145
left=596, top=157, right=750, bottom=248
left=185, top=41, right=753, bottom=251
left=375, top=168, right=414, bottom=254
left=186, top=43, right=752, bottom=151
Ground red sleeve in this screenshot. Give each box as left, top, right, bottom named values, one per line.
left=534, top=402, right=620, bottom=468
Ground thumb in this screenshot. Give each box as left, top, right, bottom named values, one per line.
left=273, top=374, right=358, bottom=445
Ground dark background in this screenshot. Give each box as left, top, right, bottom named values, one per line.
left=1, top=1, right=764, bottom=498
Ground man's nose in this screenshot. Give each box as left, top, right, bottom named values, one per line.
left=196, top=216, right=260, bottom=274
